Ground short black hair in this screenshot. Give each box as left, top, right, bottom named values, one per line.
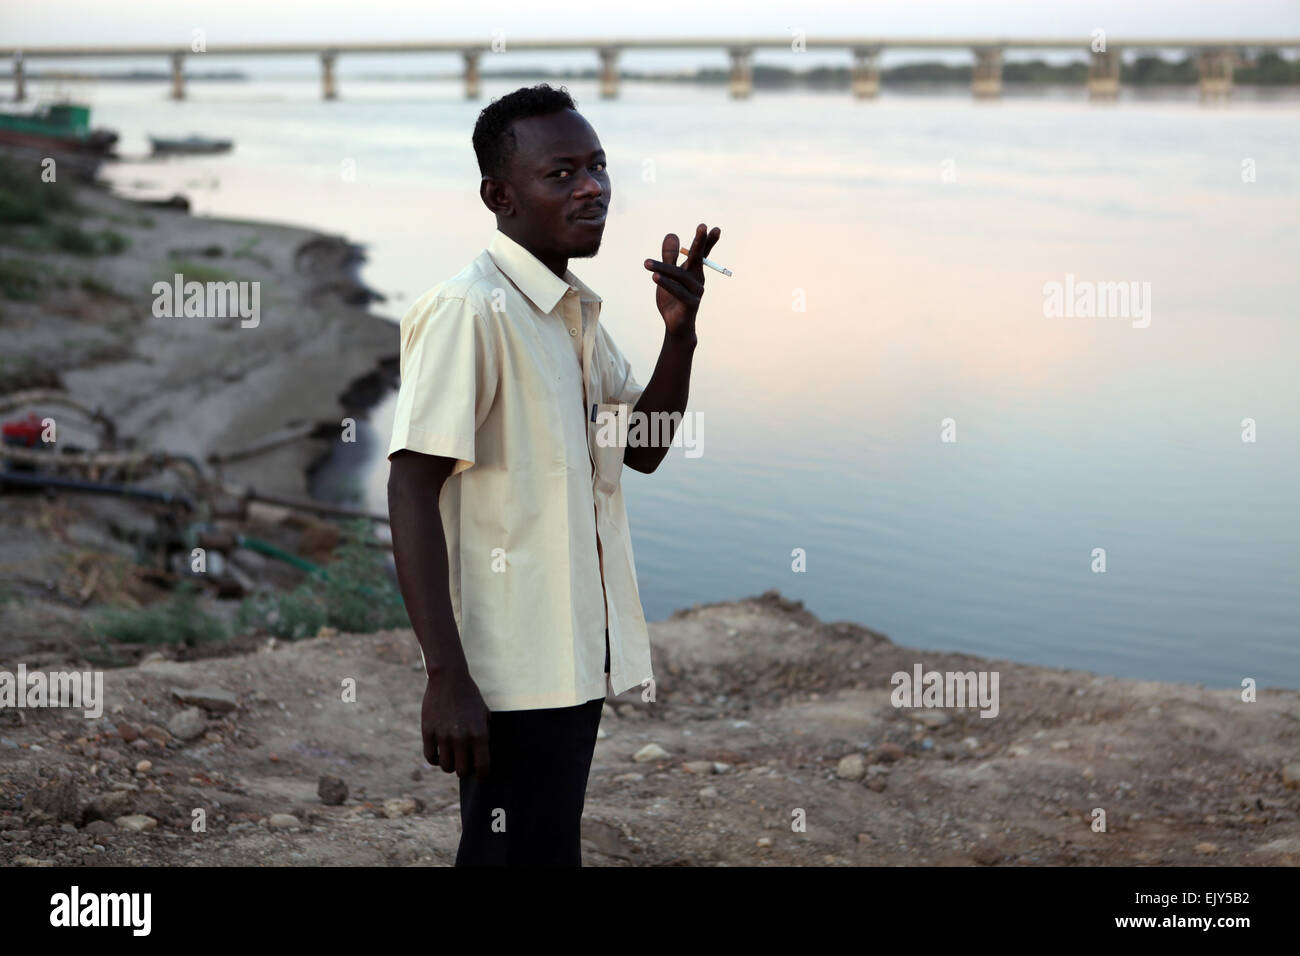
left=472, top=83, right=578, bottom=180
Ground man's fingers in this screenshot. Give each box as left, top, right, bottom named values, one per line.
left=660, top=232, right=680, bottom=267
left=644, top=260, right=704, bottom=294
left=473, top=735, right=491, bottom=781
left=653, top=273, right=700, bottom=305
left=703, top=226, right=721, bottom=258
left=680, top=223, right=705, bottom=269
left=424, top=740, right=439, bottom=767
left=436, top=735, right=456, bottom=774
left=453, top=738, right=472, bottom=779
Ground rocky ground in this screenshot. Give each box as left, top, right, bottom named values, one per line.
left=3, top=590, right=1298, bottom=867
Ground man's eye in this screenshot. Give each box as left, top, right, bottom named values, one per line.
left=554, top=164, right=606, bottom=179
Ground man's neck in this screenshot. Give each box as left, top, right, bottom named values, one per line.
left=501, top=225, right=566, bottom=279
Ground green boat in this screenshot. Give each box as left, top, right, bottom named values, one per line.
left=0, top=102, right=118, bottom=155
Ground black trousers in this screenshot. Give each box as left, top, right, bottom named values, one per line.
left=454, top=629, right=608, bottom=866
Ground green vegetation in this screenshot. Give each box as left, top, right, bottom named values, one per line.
left=91, top=581, right=228, bottom=647
left=88, top=521, right=406, bottom=646
left=237, top=519, right=407, bottom=640
left=692, top=52, right=1300, bottom=88
left=0, top=256, right=47, bottom=300
left=159, top=259, right=245, bottom=285
left=0, top=155, right=80, bottom=224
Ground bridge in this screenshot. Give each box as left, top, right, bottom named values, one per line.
left=3, top=36, right=1298, bottom=104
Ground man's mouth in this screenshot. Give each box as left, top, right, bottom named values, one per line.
left=574, top=207, right=607, bottom=225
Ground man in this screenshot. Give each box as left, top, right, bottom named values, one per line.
left=387, top=83, right=721, bottom=866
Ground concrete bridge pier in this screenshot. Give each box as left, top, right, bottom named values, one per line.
left=1198, top=48, right=1235, bottom=101
left=12, top=52, right=24, bottom=102
left=463, top=50, right=481, bottom=99
left=971, top=46, right=1003, bottom=98
left=728, top=46, right=753, bottom=99
left=598, top=47, right=620, bottom=98
left=851, top=46, right=881, bottom=99
left=1088, top=48, right=1121, bottom=100
left=321, top=51, right=338, bottom=100
left=170, top=52, right=185, bottom=100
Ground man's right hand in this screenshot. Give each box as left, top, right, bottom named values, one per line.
left=422, top=668, right=491, bottom=779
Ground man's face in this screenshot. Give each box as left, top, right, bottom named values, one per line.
left=498, top=109, right=610, bottom=262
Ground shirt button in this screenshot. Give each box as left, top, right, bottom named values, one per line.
left=569, top=327, right=578, bottom=336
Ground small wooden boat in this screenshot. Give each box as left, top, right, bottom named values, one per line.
left=149, top=135, right=233, bottom=156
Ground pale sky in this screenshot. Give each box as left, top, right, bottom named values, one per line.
left=3, top=1, right=1298, bottom=72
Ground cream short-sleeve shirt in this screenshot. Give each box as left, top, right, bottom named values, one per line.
left=387, top=228, right=652, bottom=711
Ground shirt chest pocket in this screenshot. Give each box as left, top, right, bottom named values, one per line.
left=590, top=401, right=629, bottom=495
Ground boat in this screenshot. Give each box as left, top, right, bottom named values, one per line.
left=0, top=101, right=118, bottom=155
left=149, top=135, right=234, bottom=156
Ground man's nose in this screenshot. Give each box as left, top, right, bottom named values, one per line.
left=574, top=167, right=605, bottom=196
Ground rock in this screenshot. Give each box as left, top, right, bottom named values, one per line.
left=134, top=760, right=152, bottom=773
left=267, top=814, right=301, bottom=829
left=581, top=819, right=636, bottom=860
left=118, top=722, right=140, bottom=743
left=612, top=772, right=644, bottom=783
left=712, top=762, right=733, bottom=774
left=698, top=787, right=719, bottom=799
left=1282, top=763, right=1300, bottom=789
left=84, top=790, right=132, bottom=823
left=682, top=761, right=714, bottom=775
left=22, top=778, right=80, bottom=824
left=872, top=742, right=905, bottom=763
left=167, top=707, right=206, bottom=741
left=633, top=743, right=671, bottom=763
left=171, top=686, right=239, bottom=714
left=972, top=844, right=1002, bottom=865
left=866, top=778, right=887, bottom=792
left=836, top=754, right=866, bottom=780
left=115, top=815, right=157, bottom=833
left=905, top=710, right=950, bottom=728
left=1050, top=741, right=1071, bottom=751
left=383, top=797, right=423, bottom=819
left=82, top=820, right=115, bottom=837
left=1195, top=842, right=1218, bottom=855
left=139, top=725, right=170, bottom=747
left=756, top=837, right=773, bottom=848
left=317, top=775, right=348, bottom=806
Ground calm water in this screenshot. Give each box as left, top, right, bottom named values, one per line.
left=55, top=76, right=1298, bottom=688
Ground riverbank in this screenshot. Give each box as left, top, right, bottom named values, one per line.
left=1, top=590, right=1297, bottom=867
left=0, top=147, right=399, bottom=663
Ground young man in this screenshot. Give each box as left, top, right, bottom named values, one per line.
left=386, top=84, right=721, bottom=866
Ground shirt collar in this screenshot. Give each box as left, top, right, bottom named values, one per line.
left=487, top=227, right=602, bottom=316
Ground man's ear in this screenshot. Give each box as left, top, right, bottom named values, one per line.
left=481, top=176, right=512, bottom=216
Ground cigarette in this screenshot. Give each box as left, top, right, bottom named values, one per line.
left=675, top=248, right=732, bottom=277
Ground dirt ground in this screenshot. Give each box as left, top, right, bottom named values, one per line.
left=3, top=590, right=1297, bottom=867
